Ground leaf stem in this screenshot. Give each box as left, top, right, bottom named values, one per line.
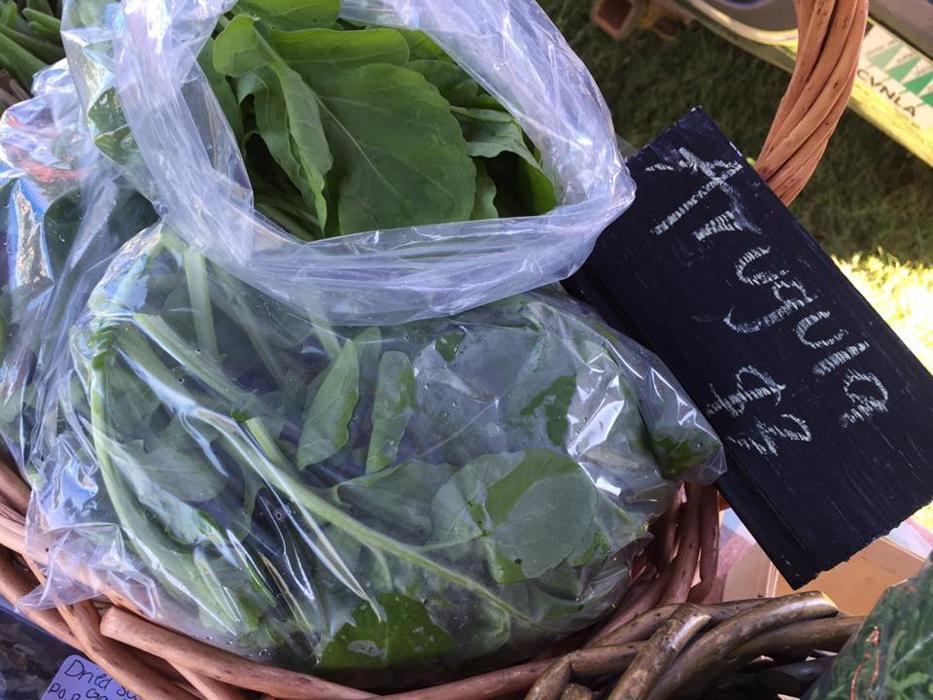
left=183, top=249, right=219, bottom=360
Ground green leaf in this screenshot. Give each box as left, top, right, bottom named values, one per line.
left=366, top=351, right=416, bottom=473
left=434, top=330, right=465, bottom=363
left=333, top=460, right=457, bottom=540
left=518, top=156, right=558, bottom=215
left=650, top=429, right=721, bottom=479
left=213, top=14, right=274, bottom=77
left=266, top=26, right=410, bottom=78
left=407, top=59, right=501, bottom=109
left=471, top=161, right=498, bottom=221
left=520, top=375, right=576, bottom=446
left=431, top=449, right=598, bottom=583
left=298, top=338, right=359, bottom=467
left=236, top=0, right=339, bottom=31
left=106, top=439, right=228, bottom=547
left=397, top=30, right=448, bottom=60
left=318, top=593, right=455, bottom=669
left=249, top=64, right=332, bottom=227
left=315, top=63, right=476, bottom=234
left=453, top=106, right=537, bottom=165
left=198, top=38, right=244, bottom=142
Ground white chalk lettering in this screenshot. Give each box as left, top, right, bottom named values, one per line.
left=724, top=279, right=816, bottom=334
left=795, top=311, right=847, bottom=349
left=650, top=148, right=743, bottom=235
left=734, top=246, right=788, bottom=286
left=840, top=370, right=889, bottom=427
left=728, top=414, right=812, bottom=455
left=692, top=210, right=742, bottom=241
left=812, top=342, right=871, bottom=377
left=707, top=365, right=785, bottom=417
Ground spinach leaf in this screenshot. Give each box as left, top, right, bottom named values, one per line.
left=406, top=59, right=501, bottom=110
left=235, top=0, right=339, bottom=32
left=298, top=338, right=359, bottom=467
left=218, top=16, right=475, bottom=234
left=198, top=39, right=244, bottom=142
left=397, top=29, right=448, bottom=61
left=472, top=162, right=498, bottom=221
left=453, top=106, right=538, bottom=165
left=333, top=460, right=458, bottom=540
left=520, top=375, right=576, bottom=446
left=318, top=593, right=455, bottom=669
left=366, top=351, right=415, bottom=473
left=251, top=64, right=332, bottom=227
left=313, top=63, right=476, bottom=234
left=431, top=449, right=598, bottom=583
left=265, top=26, right=410, bottom=76
left=518, top=155, right=558, bottom=215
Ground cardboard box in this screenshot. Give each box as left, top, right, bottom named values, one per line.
left=723, top=535, right=927, bottom=615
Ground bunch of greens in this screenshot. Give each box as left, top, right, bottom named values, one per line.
left=1, top=0, right=556, bottom=237
left=35, top=225, right=720, bottom=681
left=75, top=0, right=557, bottom=241
left=805, top=554, right=933, bottom=700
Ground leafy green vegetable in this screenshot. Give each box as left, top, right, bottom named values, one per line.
left=235, top=0, right=339, bottom=32
left=319, top=592, right=455, bottom=669
left=806, top=555, right=933, bottom=700
left=36, top=227, right=722, bottom=677
left=366, top=351, right=415, bottom=473
left=298, top=337, right=359, bottom=467
left=0, top=0, right=720, bottom=684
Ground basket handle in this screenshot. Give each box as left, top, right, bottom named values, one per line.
left=756, top=0, right=869, bottom=204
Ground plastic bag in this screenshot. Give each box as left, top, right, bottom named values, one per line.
left=805, top=553, right=933, bottom=700
left=18, top=220, right=722, bottom=682
left=57, top=0, right=635, bottom=325
left=0, top=62, right=157, bottom=466
left=0, top=0, right=724, bottom=684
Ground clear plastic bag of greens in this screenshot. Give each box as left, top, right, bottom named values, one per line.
left=23, top=223, right=723, bottom=684
left=59, top=0, right=635, bottom=325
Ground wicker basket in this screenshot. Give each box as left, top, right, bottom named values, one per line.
left=0, top=0, right=868, bottom=697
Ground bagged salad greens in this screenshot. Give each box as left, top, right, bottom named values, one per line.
left=0, top=0, right=725, bottom=685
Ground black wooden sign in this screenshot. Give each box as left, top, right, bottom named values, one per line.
left=564, top=108, right=933, bottom=587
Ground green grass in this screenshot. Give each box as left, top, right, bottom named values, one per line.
left=538, top=0, right=933, bottom=528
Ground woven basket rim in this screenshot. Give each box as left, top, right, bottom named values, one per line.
left=0, top=0, right=868, bottom=697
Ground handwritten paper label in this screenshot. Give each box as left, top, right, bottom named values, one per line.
left=564, top=108, right=933, bottom=586
left=42, top=656, right=139, bottom=700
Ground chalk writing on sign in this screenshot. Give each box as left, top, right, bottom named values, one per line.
left=650, top=148, right=890, bottom=437
left=563, top=107, right=933, bottom=586
left=42, top=656, right=138, bottom=700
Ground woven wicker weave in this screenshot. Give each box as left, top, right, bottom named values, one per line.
left=0, top=0, right=868, bottom=697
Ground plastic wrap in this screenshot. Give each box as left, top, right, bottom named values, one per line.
left=18, top=221, right=722, bottom=682
left=0, top=0, right=728, bottom=683
left=0, top=62, right=156, bottom=466
left=805, top=553, right=932, bottom=700
left=58, top=0, right=635, bottom=325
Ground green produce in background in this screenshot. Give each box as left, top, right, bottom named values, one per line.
left=806, top=554, right=933, bottom=700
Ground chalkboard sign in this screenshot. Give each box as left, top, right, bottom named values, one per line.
left=564, top=108, right=933, bottom=587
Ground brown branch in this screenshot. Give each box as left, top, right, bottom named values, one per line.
left=608, top=604, right=711, bottom=700
left=688, top=487, right=720, bottom=603
left=101, top=607, right=373, bottom=700
left=646, top=592, right=839, bottom=700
